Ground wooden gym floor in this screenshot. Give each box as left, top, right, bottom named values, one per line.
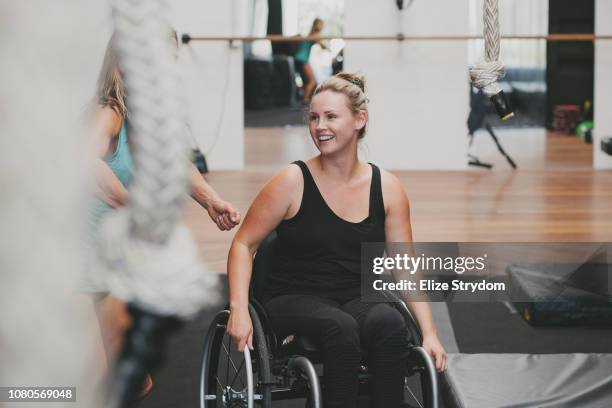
left=184, top=127, right=612, bottom=274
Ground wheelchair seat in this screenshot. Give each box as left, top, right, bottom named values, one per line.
left=279, top=334, right=322, bottom=360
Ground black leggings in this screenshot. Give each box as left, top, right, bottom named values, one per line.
left=264, top=294, right=410, bottom=408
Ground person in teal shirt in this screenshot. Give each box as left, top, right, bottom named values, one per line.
left=87, top=31, right=241, bottom=398
left=295, top=18, right=325, bottom=104
left=90, top=32, right=238, bottom=236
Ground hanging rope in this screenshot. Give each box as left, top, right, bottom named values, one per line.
left=99, top=1, right=220, bottom=405
left=469, top=0, right=514, bottom=120
left=111, top=0, right=186, bottom=244
left=97, top=0, right=218, bottom=320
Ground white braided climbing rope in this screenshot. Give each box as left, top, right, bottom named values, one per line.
left=111, top=0, right=186, bottom=243
left=97, top=0, right=218, bottom=318
left=469, top=0, right=505, bottom=97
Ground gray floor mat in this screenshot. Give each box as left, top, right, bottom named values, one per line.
left=442, top=353, right=612, bottom=408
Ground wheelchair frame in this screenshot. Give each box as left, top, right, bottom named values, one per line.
left=199, top=234, right=440, bottom=408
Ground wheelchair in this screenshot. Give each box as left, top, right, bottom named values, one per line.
left=199, top=233, right=440, bottom=408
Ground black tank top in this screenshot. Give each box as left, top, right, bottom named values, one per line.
left=265, top=160, right=386, bottom=303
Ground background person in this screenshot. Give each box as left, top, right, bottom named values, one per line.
left=87, top=31, right=240, bottom=397
left=295, top=18, right=326, bottom=104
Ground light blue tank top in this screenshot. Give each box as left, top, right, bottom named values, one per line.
left=81, top=122, right=133, bottom=292
left=89, top=122, right=133, bottom=231
left=295, top=41, right=315, bottom=63
left=105, top=122, right=133, bottom=187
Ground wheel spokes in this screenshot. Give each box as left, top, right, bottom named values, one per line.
left=206, top=318, right=261, bottom=408
left=213, top=330, right=254, bottom=407
left=225, top=333, right=231, bottom=387
left=221, top=341, right=246, bottom=388
left=229, top=358, right=246, bottom=388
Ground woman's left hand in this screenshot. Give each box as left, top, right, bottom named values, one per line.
left=422, top=333, right=448, bottom=372
left=207, top=198, right=241, bottom=231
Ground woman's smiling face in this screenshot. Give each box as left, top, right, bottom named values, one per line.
left=308, top=90, right=366, bottom=155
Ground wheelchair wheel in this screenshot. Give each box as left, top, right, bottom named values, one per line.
left=402, top=346, right=440, bottom=408
left=200, top=307, right=272, bottom=408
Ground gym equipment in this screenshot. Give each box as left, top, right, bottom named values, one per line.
left=467, top=90, right=517, bottom=169
left=192, top=148, right=209, bottom=174
left=469, top=0, right=514, bottom=120
left=181, top=34, right=612, bottom=44
left=507, top=263, right=612, bottom=326
left=101, top=1, right=219, bottom=405
left=576, top=120, right=594, bottom=144
left=244, top=57, right=276, bottom=109
left=552, top=105, right=581, bottom=133
left=244, top=55, right=298, bottom=108
left=601, top=137, right=612, bottom=156
left=199, top=232, right=440, bottom=408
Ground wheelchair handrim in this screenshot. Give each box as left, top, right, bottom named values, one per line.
left=200, top=309, right=271, bottom=408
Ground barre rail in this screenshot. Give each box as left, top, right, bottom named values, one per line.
left=182, top=33, right=612, bottom=44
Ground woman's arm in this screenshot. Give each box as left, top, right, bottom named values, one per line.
left=188, top=162, right=240, bottom=230
left=90, top=106, right=128, bottom=208
left=381, top=170, right=448, bottom=371
left=91, top=108, right=239, bottom=227
left=226, top=165, right=302, bottom=351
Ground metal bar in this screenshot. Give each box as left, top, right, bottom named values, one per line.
left=182, top=33, right=612, bottom=43
left=243, top=348, right=254, bottom=408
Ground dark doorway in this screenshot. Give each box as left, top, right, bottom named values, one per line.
left=546, top=0, right=595, bottom=128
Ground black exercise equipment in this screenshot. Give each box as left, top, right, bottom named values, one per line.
left=507, top=262, right=612, bottom=326
left=601, top=137, right=612, bottom=156
left=192, top=148, right=208, bottom=174
left=467, top=89, right=517, bottom=169
left=108, top=305, right=182, bottom=407
left=244, top=56, right=299, bottom=109
left=244, top=57, right=276, bottom=110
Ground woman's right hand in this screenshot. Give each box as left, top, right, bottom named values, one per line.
left=226, top=306, right=254, bottom=352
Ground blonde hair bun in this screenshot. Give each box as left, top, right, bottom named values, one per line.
left=335, top=72, right=366, bottom=93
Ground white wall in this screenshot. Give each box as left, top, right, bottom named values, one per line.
left=345, top=0, right=470, bottom=170
left=282, top=0, right=299, bottom=35
left=594, top=0, right=612, bottom=169
left=172, top=0, right=246, bottom=170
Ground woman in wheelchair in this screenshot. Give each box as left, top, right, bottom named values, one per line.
left=227, top=72, right=447, bottom=407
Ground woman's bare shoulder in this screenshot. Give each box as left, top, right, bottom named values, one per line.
left=93, top=104, right=122, bottom=137
left=270, top=162, right=303, bottom=187
left=241, top=163, right=303, bottom=230
left=255, top=163, right=304, bottom=205
left=379, top=167, right=409, bottom=211
left=379, top=167, right=404, bottom=191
